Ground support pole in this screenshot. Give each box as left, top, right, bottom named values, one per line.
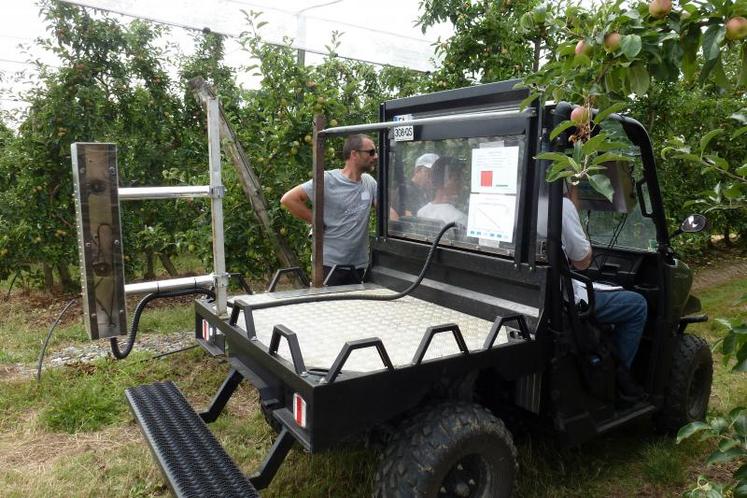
left=311, top=114, right=326, bottom=288
left=188, top=77, right=301, bottom=271
left=248, top=427, right=295, bottom=490
left=207, top=98, right=229, bottom=316
left=199, top=368, right=244, bottom=423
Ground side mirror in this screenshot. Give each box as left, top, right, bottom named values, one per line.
left=672, top=214, right=708, bottom=238
left=681, top=214, right=707, bottom=233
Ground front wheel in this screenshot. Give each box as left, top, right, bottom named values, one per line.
left=655, top=334, right=713, bottom=433
left=373, top=401, right=517, bottom=498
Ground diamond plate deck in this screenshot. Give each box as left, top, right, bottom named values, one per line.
left=231, top=287, right=509, bottom=372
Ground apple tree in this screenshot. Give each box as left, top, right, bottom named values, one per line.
left=417, top=0, right=544, bottom=89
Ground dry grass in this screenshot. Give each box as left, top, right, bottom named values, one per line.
left=0, top=251, right=745, bottom=497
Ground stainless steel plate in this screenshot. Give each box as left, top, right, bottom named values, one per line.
left=232, top=287, right=508, bottom=373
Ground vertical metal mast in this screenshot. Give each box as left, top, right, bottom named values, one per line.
left=207, top=97, right=228, bottom=316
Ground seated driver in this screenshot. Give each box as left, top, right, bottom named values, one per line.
left=417, top=157, right=468, bottom=226
left=563, top=184, right=647, bottom=400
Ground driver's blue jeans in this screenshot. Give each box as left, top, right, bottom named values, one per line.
left=594, top=290, right=647, bottom=368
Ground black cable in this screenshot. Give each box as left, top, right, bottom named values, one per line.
left=5, top=271, right=19, bottom=300
left=36, top=298, right=78, bottom=382
left=149, top=344, right=199, bottom=360
left=248, top=222, right=457, bottom=310
left=110, top=287, right=215, bottom=359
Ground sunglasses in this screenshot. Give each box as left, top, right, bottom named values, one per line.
left=357, top=148, right=377, bottom=157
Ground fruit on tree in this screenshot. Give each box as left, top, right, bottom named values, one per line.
left=575, top=39, right=591, bottom=56
left=648, top=0, right=672, bottom=19
left=570, top=106, right=590, bottom=124
left=725, top=16, right=747, bottom=41
left=604, top=32, right=621, bottom=52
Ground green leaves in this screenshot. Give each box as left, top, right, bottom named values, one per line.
left=677, top=421, right=710, bottom=443
left=518, top=92, right=539, bottom=111
left=678, top=407, right=747, bottom=497
left=588, top=173, right=614, bottom=201
left=620, top=34, right=642, bottom=59
left=716, top=317, right=747, bottom=372
left=539, top=125, right=630, bottom=201
left=700, top=129, right=724, bottom=154
left=703, top=25, right=726, bottom=62
left=593, top=102, right=627, bottom=124
left=550, top=120, right=577, bottom=141
left=629, top=64, right=650, bottom=94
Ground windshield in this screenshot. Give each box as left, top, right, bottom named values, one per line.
left=574, top=120, right=658, bottom=252
left=387, top=135, right=526, bottom=257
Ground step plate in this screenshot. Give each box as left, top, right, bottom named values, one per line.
left=125, top=381, right=259, bottom=498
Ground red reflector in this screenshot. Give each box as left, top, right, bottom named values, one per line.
left=293, top=393, right=307, bottom=428
left=201, top=320, right=209, bottom=340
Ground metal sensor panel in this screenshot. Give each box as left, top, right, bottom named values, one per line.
left=72, top=143, right=127, bottom=339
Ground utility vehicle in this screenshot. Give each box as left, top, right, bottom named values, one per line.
left=116, top=81, right=712, bottom=497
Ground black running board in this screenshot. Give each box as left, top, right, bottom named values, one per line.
left=125, top=381, right=260, bottom=498
left=597, top=402, right=656, bottom=434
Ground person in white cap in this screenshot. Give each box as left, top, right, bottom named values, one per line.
left=402, top=153, right=439, bottom=216
left=417, top=156, right=468, bottom=226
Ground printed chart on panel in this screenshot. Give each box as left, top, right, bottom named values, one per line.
left=466, top=145, right=520, bottom=243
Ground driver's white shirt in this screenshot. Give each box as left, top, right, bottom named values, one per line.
left=562, top=198, right=592, bottom=304
left=417, top=202, right=468, bottom=226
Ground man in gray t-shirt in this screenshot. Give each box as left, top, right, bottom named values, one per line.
left=280, top=134, right=378, bottom=285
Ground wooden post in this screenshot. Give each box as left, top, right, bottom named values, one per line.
left=188, top=77, right=301, bottom=271
left=311, top=114, right=326, bottom=288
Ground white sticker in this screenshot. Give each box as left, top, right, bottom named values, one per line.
left=361, top=191, right=371, bottom=201
left=466, top=193, right=517, bottom=243
left=393, top=114, right=414, bottom=142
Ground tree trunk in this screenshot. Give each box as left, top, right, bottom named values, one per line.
left=159, top=253, right=178, bottom=277
left=188, top=77, right=301, bottom=271
left=43, top=263, right=54, bottom=291
left=144, top=250, right=156, bottom=280
left=723, top=225, right=732, bottom=246
left=57, top=263, right=75, bottom=290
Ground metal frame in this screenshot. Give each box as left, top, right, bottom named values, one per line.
left=195, top=298, right=539, bottom=452
left=112, top=98, right=229, bottom=315
left=308, top=106, right=536, bottom=286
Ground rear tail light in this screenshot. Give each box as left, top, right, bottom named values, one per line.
left=293, top=393, right=307, bottom=429
left=201, top=319, right=211, bottom=341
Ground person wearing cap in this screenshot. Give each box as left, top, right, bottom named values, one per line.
left=398, top=153, right=438, bottom=217
left=417, top=157, right=468, bottom=226
left=280, top=134, right=378, bottom=286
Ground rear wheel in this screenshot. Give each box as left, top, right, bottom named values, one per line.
left=373, top=401, right=517, bottom=498
left=656, top=334, right=713, bottom=433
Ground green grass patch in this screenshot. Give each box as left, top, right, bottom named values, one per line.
left=640, top=440, right=686, bottom=486
left=0, top=348, right=221, bottom=433
left=0, top=297, right=194, bottom=364
left=40, top=381, right=123, bottom=433
left=0, top=264, right=745, bottom=496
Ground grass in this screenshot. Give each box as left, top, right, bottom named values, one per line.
left=0, top=265, right=745, bottom=497
left=0, top=291, right=195, bottom=364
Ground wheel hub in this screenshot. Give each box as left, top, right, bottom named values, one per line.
left=441, top=455, right=486, bottom=497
